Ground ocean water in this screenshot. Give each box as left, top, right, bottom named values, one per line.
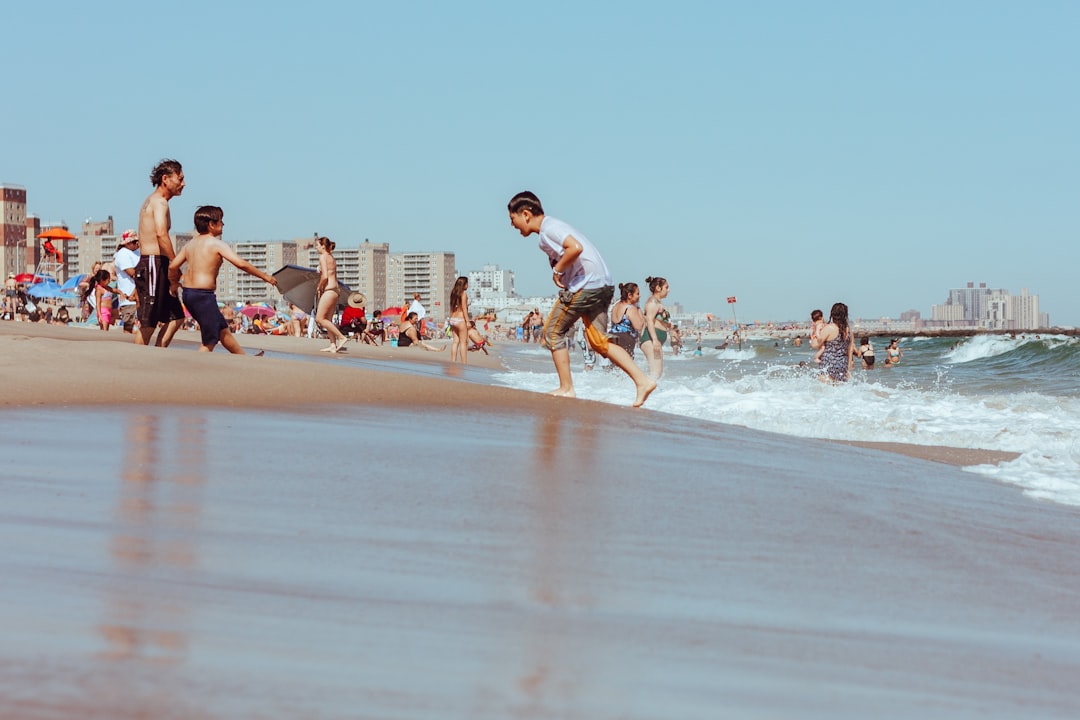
left=493, top=334, right=1080, bottom=508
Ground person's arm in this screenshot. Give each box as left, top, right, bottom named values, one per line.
left=551, top=236, right=583, bottom=289
left=220, top=242, right=278, bottom=286
left=167, top=248, right=187, bottom=290
left=316, top=255, right=327, bottom=294
left=627, top=305, right=645, bottom=334
left=643, top=300, right=662, bottom=358
left=152, top=198, right=176, bottom=259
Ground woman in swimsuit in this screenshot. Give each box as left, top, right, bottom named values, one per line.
left=398, top=312, right=445, bottom=352
left=448, top=275, right=471, bottom=364
left=639, top=276, right=671, bottom=380
left=810, top=302, right=855, bottom=382
left=608, top=282, right=644, bottom=358
left=315, top=236, right=348, bottom=353
left=884, top=338, right=902, bottom=367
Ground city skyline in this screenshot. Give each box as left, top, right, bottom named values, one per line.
left=1, top=196, right=1062, bottom=327
left=2, top=3, right=1077, bottom=324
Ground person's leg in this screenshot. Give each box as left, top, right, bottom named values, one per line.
left=219, top=329, right=246, bottom=355
left=452, top=321, right=469, bottom=362
left=549, top=345, right=576, bottom=397
left=135, top=323, right=155, bottom=345
left=315, top=292, right=346, bottom=350
left=157, top=318, right=183, bottom=347
left=601, top=343, right=656, bottom=408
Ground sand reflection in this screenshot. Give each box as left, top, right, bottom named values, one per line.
left=517, top=412, right=603, bottom=712
left=98, top=411, right=207, bottom=662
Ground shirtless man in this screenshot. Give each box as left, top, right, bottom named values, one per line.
left=168, top=205, right=277, bottom=354
left=135, top=159, right=187, bottom=346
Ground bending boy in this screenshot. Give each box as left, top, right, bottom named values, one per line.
left=168, top=206, right=277, bottom=354
left=507, top=191, right=656, bottom=407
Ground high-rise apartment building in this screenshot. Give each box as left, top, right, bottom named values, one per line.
left=387, top=251, right=457, bottom=322
left=467, top=264, right=516, bottom=305
left=931, top=281, right=1047, bottom=329
left=1, top=185, right=27, bottom=278
left=218, top=241, right=297, bottom=303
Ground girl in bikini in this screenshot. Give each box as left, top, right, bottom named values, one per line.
left=315, top=236, right=348, bottom=353
left=448, top=275, right=471, bottom=363
left=640, top=276, right=671, bottom=380
left=93, top=269, right=115, bottom=331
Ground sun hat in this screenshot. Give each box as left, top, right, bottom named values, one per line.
left=121, top=229, right=139, bottom=242
left=347, top=291, right=367, bottom=309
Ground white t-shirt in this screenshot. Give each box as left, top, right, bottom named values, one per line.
left=408, top=298, right=426, bottom=320
left=537, top=216, right=611, bottom=292
left=114, top=246, right=140, bottom=307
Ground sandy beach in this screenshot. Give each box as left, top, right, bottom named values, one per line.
left=2, top=321, right=1078, bottom=719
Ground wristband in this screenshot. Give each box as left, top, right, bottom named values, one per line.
left=553, top=270, right=564, bottom=276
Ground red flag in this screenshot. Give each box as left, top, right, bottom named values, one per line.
left=727, top=296, right=737, bottom=304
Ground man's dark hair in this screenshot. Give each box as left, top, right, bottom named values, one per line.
left=508, top=191, right=544, bottom=215
left=150, top=159, right=183, bottom=187
left=194, top=205, right=223, bottom=234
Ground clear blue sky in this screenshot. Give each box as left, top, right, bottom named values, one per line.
left=4, top=1, right=1077, bottom=324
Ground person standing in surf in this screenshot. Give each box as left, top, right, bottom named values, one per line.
left=811, top=302, right=855, bottom=382
left=135, top=159, right=187, bottom=347
left=507, top=191, right=656, bottom=408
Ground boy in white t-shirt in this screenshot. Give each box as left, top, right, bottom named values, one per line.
left=507, top=191, right=655, bottom=407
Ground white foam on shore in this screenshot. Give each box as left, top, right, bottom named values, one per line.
left=493, top=357, right=1080, bottom=508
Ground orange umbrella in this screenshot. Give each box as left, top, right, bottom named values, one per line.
left=36, top=227, right=76, bottom=240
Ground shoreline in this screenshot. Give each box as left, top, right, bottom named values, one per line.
left=0, top=321, right=1018, bottom=467
left=3, top=321, right=1074, bottom=719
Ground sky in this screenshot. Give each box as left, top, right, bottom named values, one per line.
left=3, top=1, right=1077, bottom=324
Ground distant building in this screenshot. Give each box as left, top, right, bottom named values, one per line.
left=1, top=185, right=27, bottom=278
left=929, top=281, right=1047, bottom=329
left=467, top=264, right=516, bottom=307
left=386, top=251, right=457, bottom=321
left=82, top=217, right=114, bottom=237
left=219, top=241, right=298, bottom=304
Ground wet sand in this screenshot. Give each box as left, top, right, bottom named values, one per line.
left=2, top=322, right=1078, bottom=718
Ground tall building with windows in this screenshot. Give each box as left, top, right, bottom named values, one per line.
left=218, top=241, right=297, bottom=303
left=467, top=264, right=516, bottom=306
left=387, top=251, right=456, bottom=322
left=1, top=185, right=27, bottom=278
left=930, top=281, right=1047, bottom=329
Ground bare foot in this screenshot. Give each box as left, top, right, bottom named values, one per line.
left=632, top=379, right=657, bottom=408
left=319, top=345, right=335, bottom=352
left=548, top=388, right=576, bottom=398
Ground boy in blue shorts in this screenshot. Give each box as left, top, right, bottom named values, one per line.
left=168, top=205, right=277, bottom=354
left=507, top=191, right=656, bottom=407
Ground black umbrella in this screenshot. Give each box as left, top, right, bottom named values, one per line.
left=272, top=265, right=351, bottom=314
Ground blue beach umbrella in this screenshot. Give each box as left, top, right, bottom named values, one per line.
left=27, top=280, right=70, bottom=299
left=59, top=274, right=86, bottom=292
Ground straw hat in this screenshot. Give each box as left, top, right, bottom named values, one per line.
left=347, top=291, right=367, bottom=309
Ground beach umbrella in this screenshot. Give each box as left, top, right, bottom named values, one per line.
left=36, top=227, right=77, bottom=241
left=239, top=304, right=278, bottom=319
left=27, top=280, right=70, bottom=299
left=59, top=274, right=86, bottom=292
left=272, top=265, right=351, bottom=314
left=15, top=273, right=46, bottom=284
